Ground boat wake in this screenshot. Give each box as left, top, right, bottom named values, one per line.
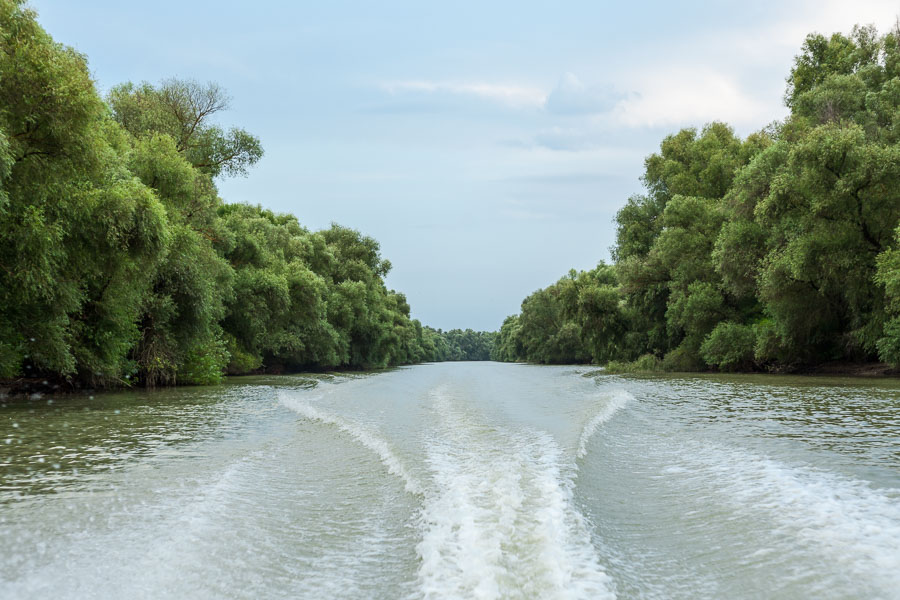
left=415, top=387, right=616, bottom=600
left=676, top=440, right=900, bottom=595
left=577, top=390, right=632, bottom=459
left=279, top=392, right=424, bottom=496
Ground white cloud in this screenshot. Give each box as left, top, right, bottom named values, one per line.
left=794, top=0, right=898, bottom=36
left=558, top=0, right=898, bottom=136
left=700, top=0, right=898, bottom=67
left=607, top=68, right=777, bottom=130
left=381, top=73, right=628, bottom=117
left=380, top=80, right=547, bottom=109
left=545, top=72, right=622, bottom=115
left=605, top=0, right=899, bottom=132
left=527, top=70, right=776, bottom=151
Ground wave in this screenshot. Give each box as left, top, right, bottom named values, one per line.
left=278, top=392, right=423, bottom=496
left=577, top=390, right=632, bottom=459
left=678, top=441, right=900, bottom=595
left=414, top=388, right=615, bottom=600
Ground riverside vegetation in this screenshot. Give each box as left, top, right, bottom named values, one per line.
left=494, top=23, right=900, bottom=373
left=5, top=0, right=900, bottom=386
left=0, top=1, right=493, bottom=389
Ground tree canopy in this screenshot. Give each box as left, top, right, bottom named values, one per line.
left=497, top=23, right=900, bottom=372
left=0, top=1, right=493, bottom=388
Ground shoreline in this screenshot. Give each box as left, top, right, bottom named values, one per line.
left=7, top=360, right=900, bottom=399
left=599, top=361, right=900, bottom=378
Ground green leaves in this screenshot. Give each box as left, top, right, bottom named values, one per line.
left=700, top=322, right=756, bottom=371
left=215, top=205, right=442, bottom=372
left=504, top=22, right=900, bottom=372
left=0, top=1, right=172, bottom=382
left=0, top=0, right=478, bottom=387
left=493, top=265, right=622, bottom=365
left=108, top=79, right=263, bottom=179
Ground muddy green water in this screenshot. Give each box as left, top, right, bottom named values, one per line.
left=1, top=362, right=899, bottom=599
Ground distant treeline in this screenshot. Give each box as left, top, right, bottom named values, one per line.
left=432, top=329, right=496, bottom=361
left=494, top=24, right=900, bottom=372
left=0, top=1, right=492, bottom=388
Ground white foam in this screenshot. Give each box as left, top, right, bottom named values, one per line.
left=679, top=441, right=900, bottom=594
left=577, top=390, right=631, bottom=459
left=279, top=392, right=423, bottom=496
left=414, top=389, right=615, bottom=600
left=1, top=453, right=260, bottom=599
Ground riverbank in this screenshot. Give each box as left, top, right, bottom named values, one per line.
left=602, top=357, right=900, bottom=377
left=0, top=360, right=500, bottom=398
left=0, top=377, right=83, bottom=398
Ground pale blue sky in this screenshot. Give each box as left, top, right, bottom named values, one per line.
left=31, top=0, right=898, bottom=330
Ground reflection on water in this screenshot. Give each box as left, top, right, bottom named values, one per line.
left=0, top=377, right=318, bottom=500
left=593, top=372, right=900, bottom=482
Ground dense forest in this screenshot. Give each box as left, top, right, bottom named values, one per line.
left=436, top=329, right=496, bottom=361
left=0, top=1, right=492, bottom=389
left=9, top=2, right=900, bottom=384
left=495, top=24, right=900, bottom=372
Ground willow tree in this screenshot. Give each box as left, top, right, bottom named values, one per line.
left=717, top=25, right=900, bottom=365
left=108, top=79, right=263, bottom=177
left=613, top=123, right=768, bottom=367
left=0, top=0, right=168, bottom=383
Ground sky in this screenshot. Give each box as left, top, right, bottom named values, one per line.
left=30, top=0, right=900, bottom=331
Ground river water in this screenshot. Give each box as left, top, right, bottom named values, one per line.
left=2, top=362, right=899, bottom=599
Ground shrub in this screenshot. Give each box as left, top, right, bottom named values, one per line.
left=876, top=317, right=900, bottom=366
left=661, top=342, right=706, bottom=372
left=701, top=322, right=756, bottom=371
left=178, top=338, right=230, bottom=385
left=604, top=354, right=661, bottom=373
left=224, top=335, right=263, bottom=375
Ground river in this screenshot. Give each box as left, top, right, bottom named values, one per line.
left=2, top=362, right=899, bottom=599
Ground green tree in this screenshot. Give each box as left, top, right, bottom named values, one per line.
left=0, top=0, right=169, bottom=384
left=719, top=25, right=900, bottom=364
left=108, top=79, right=263, bottom=178
left=614, top=123, right=768, bottom=367
left=503, top=23, right=900, bottom=373
left=125, top=133, right=234, bottom=385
